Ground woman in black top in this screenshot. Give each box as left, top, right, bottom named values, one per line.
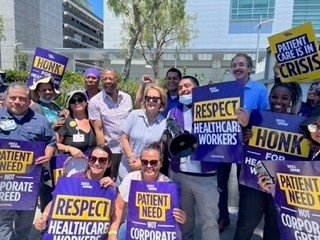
left=57, top=90, right=96, bottom=157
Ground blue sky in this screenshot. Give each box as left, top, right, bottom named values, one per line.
left=90, top=0, right=103, bottom=19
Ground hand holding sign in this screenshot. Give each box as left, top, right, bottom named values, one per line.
left=173, top=208, right=187, bottom=224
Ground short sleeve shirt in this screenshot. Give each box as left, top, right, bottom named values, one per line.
left=57, top=117, right=96, bottom=152
left=88, top=90, right=132, bottom=153
left=0, top=108, right=56, bottom=147
left=119, top=171, right=171, bottom=203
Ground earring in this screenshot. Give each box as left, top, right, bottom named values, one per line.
left=287, top=101, right=292, bottom=114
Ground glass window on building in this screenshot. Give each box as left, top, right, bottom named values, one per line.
left=229, top=0, right=275, bottom=34
left=231, top=0, right=275, bottom=21
left=293, top=0, right=320, bottom=34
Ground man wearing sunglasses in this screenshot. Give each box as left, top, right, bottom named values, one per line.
left=89, top=68, right=133, bottom=179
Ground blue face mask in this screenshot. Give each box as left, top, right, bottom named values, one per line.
left=39, top=97, right=52, bottom=104
left=179, top=94, right=193, bottom=105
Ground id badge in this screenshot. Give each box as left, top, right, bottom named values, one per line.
left=73, top=134, right=85, bottom=142
left=0, top=120, right=17, bottom=131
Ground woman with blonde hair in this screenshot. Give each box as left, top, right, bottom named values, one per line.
left=117, top=85, right=168, bottom=183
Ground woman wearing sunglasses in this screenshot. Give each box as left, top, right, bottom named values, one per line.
left=34, top=145, right=115, bottom=233
left=56, top=90, right=96, bottom=158
left=117, top=85, right=167, bottom=184
left=108, top=143, right=186, bottom=240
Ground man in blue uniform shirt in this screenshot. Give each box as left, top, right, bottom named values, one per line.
left=0, top=83, right=56, bottom=240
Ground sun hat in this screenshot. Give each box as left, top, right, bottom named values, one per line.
left=29, top=76, right=60, bottom=95
left=66, top=90, right=87, bottom=108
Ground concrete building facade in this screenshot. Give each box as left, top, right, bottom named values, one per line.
left=0, top=0, right=103, bottom=71
left=103, top=0, right=320, bottom=82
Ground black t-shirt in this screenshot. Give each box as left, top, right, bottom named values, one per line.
left=58, top=117, right=96, bottom=152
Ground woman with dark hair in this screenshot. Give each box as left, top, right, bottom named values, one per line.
left=236, top=82, right=303, bottom=240
left=29, top=76, right=62, bottom=126
left=299, top=82, right=320, bottom=116
left=108, top=142, right=186, bottom=240
left=34, top=145, right=115, bottom=233
left=302, top=82, right=320, bottom=108
left=56, top=90, right=96, bottom=158
left=269, top=82, right=302, bottom=115
left=299, top=107, right=320, bottom=160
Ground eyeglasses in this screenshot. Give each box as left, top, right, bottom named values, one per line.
left=89, top=156, right=109, bottom=165
left=308, top=124, right=320, bottom=133
left=70, top=97, right=85, bottom=104
left=141, top=159, right=160, bottom=167
left=145, top=96, right=161, bottom=103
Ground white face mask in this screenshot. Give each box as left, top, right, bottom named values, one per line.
left=179, top=94, right=193, bottom=105
left=39, top=97, right=52, bottom=104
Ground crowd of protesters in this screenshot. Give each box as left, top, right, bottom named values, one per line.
left=0, top=52, right=319, bottom=240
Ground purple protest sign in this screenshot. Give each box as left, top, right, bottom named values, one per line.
left=239, top=111, right=311, bottom=191
left=127, top=180, right=182, bottom=240
left=262, top=160, right=320, bottom=240
left=51, top=154, right=92, bottom=187
left=191, top=81, right=244, bottom=163
left=0, top=139, right=44, bottom=210
left=50, top=155, right=68, bottom=187
left=43, top=177, right=116, bottom=240
left=28, top=47, right=68, bottom=89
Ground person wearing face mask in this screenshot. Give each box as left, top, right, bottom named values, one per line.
left=166, top=75, right=220, bottom=240
left=29, top=76, right=63, bottom=216
left=29, top=76, right=62, bottom=127
left=89, top=68, right=133, bottom=180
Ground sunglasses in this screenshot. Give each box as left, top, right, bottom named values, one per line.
left=145, top=96, right=161, bottom=103
left=308, top=124, right=320, bottom=133
left=70, top=97, right=85, bottom=104
left=141, top=159, right=159, bottom=167
left=89, top=156, right=109, bottom=165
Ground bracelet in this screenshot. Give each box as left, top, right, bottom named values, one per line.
left=65, top=145, right=71, bottom=153
left=108, top=231, right=118, bottom=236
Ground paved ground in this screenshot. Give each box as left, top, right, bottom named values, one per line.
left=30, top=165, right=264, bottom=240
left=194, top=164, right=264, bottom=240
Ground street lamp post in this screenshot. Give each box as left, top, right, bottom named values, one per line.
left=254, top=16, right=273, bottom=71
left=174, top=42, right=178, bottom=68
left=14, top=42, right=23, bottom=70
left=220, top=69, right=231, bottom=83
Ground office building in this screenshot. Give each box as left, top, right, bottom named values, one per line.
left=0, top=0, right=103, bottom=70
left=104, top=0, right=320, bottom=81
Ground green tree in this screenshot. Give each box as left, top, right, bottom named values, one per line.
left=137, top=0, right=197, bottom=80
left=106, top=0, right=155, bottom=80
left=0, top=16, right=6, bottom=70
left=106, top=0, right=196, bottom=81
